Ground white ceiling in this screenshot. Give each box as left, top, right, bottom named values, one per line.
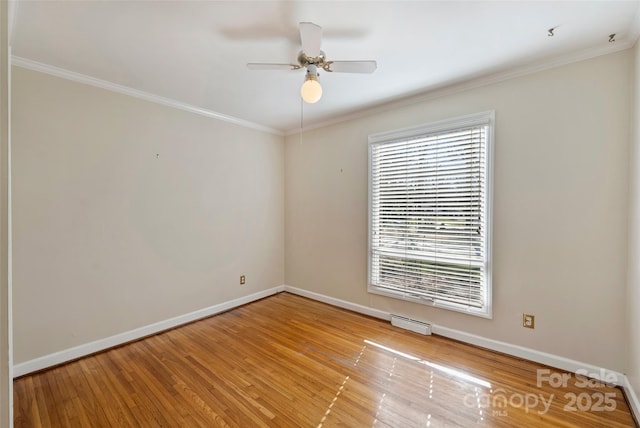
left=10, top=1, right=640, bottom=134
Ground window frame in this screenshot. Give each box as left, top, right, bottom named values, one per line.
left=367, top=111, right=494, bottom=318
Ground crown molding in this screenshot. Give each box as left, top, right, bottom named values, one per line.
left=10, top=56, right=283, bottom=136
left=285, top=41, right=635, bottom=136
left=8, top=1, right=18, bottom=47
left=9, top=34, right=635, bottom=139
left=629, top=2, right=640, bottom=46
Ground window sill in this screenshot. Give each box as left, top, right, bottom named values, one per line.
left=368, top=285, right=493, bottom=319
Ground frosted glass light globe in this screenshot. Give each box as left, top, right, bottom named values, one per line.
left=300, top=78, right=322, bottom=103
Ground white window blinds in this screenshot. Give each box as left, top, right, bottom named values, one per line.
left=368, top=112, right=493, bottom=317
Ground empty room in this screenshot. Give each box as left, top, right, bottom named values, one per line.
left=1, top=0, right=640, bottom=426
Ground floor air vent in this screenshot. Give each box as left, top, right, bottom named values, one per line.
left=390, top=315, right=432, bottom=335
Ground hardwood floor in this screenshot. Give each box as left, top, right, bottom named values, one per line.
left=14, top=292, right=637, bottom=427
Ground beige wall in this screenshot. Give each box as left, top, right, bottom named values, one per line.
left=9, top=41, right=636, bottom=388
left=286, top=50, right=631, bottom=371
left=11, top=67, right=284, bottom=363
left=628, top=40, right=640, bottom=399
left=0, top=0, right=12, bottom=425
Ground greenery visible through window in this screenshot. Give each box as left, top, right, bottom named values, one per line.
left=368, top=112, right=493, bottom=317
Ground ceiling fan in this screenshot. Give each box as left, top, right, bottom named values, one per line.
left=247, top=22, right=377, bottom=104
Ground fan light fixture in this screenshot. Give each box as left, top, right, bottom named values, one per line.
left=247, top=22, right=377, bottom=104
left=301, top=70, right=322, bottom=104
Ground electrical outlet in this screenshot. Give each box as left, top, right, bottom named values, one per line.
left=240, top=275, right=246, bottom=285
left=523, top=314, right=535, bottom=329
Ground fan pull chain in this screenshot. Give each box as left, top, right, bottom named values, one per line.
left=299, top=96, right=304, bottom=144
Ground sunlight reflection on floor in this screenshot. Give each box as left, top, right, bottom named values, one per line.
left=316, top=339, right=493, bottom=427
left=317, top=375, right=350, bottom=427
left=364, top=340, right=492, bottom=389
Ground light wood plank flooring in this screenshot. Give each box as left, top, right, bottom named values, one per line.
left=14, top=292, right=637, bottom=427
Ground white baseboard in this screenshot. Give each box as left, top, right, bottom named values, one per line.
left=431, top=324, right=625, bottom=385
left=623, top=375, right=640, bottom=426
left=13, top=284, right=640, bottom=425
left=13, top=285, right=285, bottom=377
left=283, top=285, right=390, bottom=321
left=283, top=285, right=640, bottom=423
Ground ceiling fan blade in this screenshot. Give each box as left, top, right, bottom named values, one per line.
left=247, top=63, right=301, bottom=71
left=326, top=60, right=377, bottom=73
left=300, top=22, right=322, bottom=57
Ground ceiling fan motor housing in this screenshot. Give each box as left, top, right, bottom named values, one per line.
left=298, top=51, right=331, bottom=72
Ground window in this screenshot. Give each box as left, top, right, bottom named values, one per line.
left=368, top=112, right=493, bottom=317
